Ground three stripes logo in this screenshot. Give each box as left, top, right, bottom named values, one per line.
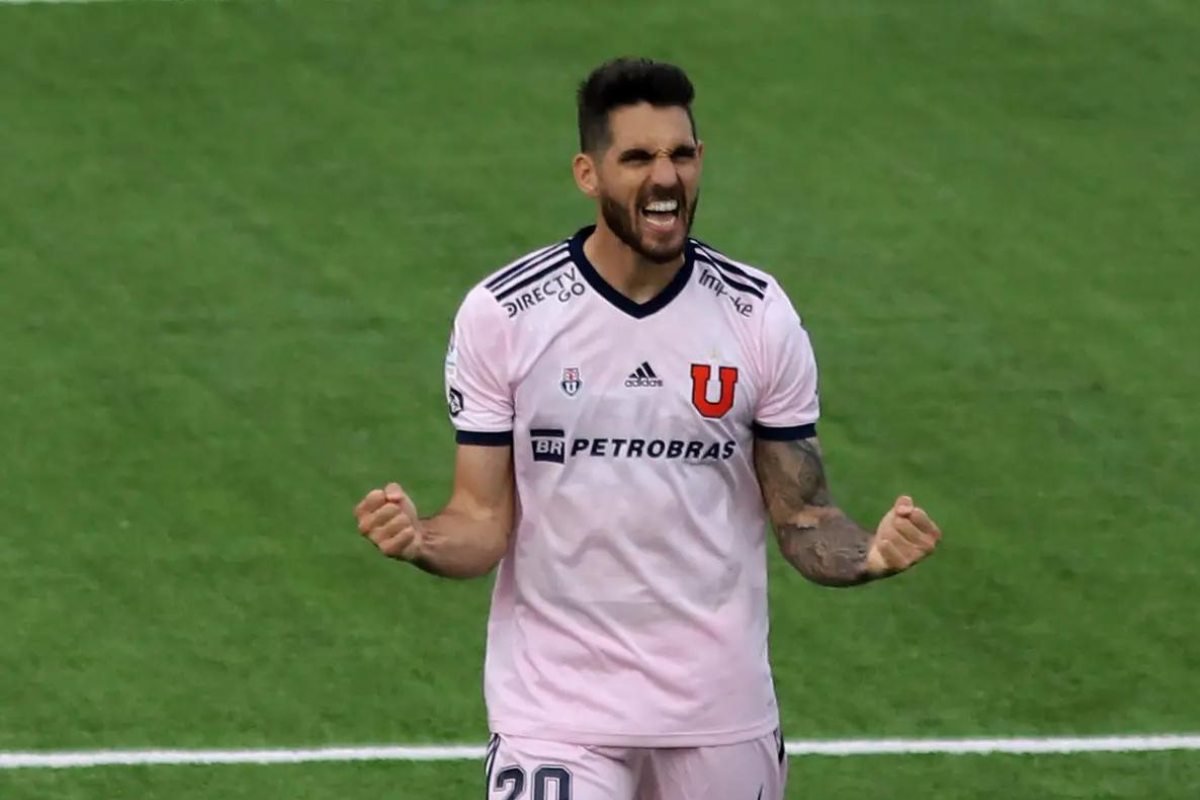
left=625, top=361, right=663, bottom=388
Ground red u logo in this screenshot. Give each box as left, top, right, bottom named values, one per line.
left=690, top=364, right=739, bottom=419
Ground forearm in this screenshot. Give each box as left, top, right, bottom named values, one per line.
left=775, top=506, right=876, bottom=587
left=414, top=507, right=509, bottom=580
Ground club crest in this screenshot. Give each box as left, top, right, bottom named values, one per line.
left=560, top=367, right=582, bottom=397
left=690, top=363, right=739, bottom=419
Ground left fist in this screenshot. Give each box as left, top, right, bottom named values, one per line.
left=866, top=495, right=942, bottom=578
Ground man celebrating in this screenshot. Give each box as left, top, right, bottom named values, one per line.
left=355, top=58, right=942, bottom=800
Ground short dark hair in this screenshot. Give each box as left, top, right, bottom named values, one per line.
left=577, top=58, right=697, bottom=153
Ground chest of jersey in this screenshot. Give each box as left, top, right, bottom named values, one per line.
left=512, top=291, right=762, bottom=465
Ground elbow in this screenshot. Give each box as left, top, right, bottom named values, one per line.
left=415, top=521, right=510, bottom=581
left=463, top=521, right=512, bottom=578
left=441, top=563, right=499, bottom=581
left=777, top=522, right=872, bottom=587
left=796, top=565, right=869, bottom=588
left=786, top=548, right=871, bottom=588
left=415, top=552, right=502, bottom=581
left=456, top=543, right=507, bottom=580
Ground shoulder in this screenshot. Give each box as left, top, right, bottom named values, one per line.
left=688, top=238, right=799, bottom=321
left=459, top=237, right=575, bottom=322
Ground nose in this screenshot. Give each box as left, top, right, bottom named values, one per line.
left=650, top=151, right=680, bottom=187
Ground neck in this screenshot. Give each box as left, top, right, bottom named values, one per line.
left=583, top=217, right=685, bottom=304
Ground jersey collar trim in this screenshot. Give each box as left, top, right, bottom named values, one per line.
left=569, top=225, right=695, bottom=319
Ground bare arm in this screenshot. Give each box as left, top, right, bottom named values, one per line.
left=754, top=436, right=875, bottom=587
left=355, top=444, right=514, bottom=580
left=414, top=444, right=515, bottom=578
left=754, top=436, right=943, bottom=586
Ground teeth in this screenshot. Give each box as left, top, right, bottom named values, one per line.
left=645, top=200, right=678, bottom=213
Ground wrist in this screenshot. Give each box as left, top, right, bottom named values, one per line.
left=404, top=518, right=430, bottom=563
left=864, top=538, right=888, bottom=579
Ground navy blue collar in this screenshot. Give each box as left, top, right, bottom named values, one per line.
left=569, top=225, right=695, bottom=319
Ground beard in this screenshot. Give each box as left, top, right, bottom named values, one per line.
left=599, top=187, right=700, bottom=265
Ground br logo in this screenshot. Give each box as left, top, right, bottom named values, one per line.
left=530, top=428, right=566, bottom=464
left=690, top=364, right=738, bottom=419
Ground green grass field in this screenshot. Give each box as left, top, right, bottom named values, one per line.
left=2, top=0, right=1199, bottom=797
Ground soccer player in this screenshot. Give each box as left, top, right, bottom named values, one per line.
left=354, top=58, right=942, bottom=800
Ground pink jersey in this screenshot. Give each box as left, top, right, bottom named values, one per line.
left=444, top=226, right=820, bottom=747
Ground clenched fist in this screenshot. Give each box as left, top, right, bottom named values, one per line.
left=866, top=495, right=942, bottom=578
left=354, top=482, right=424, bottom=561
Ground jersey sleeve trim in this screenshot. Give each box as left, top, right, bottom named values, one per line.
left=751, top=422, right=817, bottom=441
left=455, top=430, right=514, bottom=446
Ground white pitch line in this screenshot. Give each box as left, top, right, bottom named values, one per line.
left=0, top=1, right=232, bottom=5
left=784, top=735, right=1200, bottom=756
left=0, top=1, right=132, bottom=5
left=3, top=735, right=1200, bottom=769
left=0, top=745, right=488, bottom=770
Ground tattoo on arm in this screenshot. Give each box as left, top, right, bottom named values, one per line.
left=754, top=437, right=874, bottom=587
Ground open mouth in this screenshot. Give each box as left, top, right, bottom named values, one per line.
left=640, top=198, right=681, bottom=231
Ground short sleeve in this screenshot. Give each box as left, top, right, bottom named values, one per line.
left=753, top=290, right=820, bottom=440
left=444, top=289, right=514, bottom=446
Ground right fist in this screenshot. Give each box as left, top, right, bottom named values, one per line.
left=354, top=482, right=423, bottom=561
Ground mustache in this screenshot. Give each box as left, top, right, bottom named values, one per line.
left=638, top=191, right=686, bottom=206
left=638, top=187, right=686, bottom=206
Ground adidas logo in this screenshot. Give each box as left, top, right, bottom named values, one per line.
left=625, top=361, right=664, bottom=388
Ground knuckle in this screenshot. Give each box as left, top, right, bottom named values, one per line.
left=381, top=533, right=411, bottom=558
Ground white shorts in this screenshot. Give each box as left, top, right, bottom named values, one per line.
left=484, top=729, right=787, bottom=800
